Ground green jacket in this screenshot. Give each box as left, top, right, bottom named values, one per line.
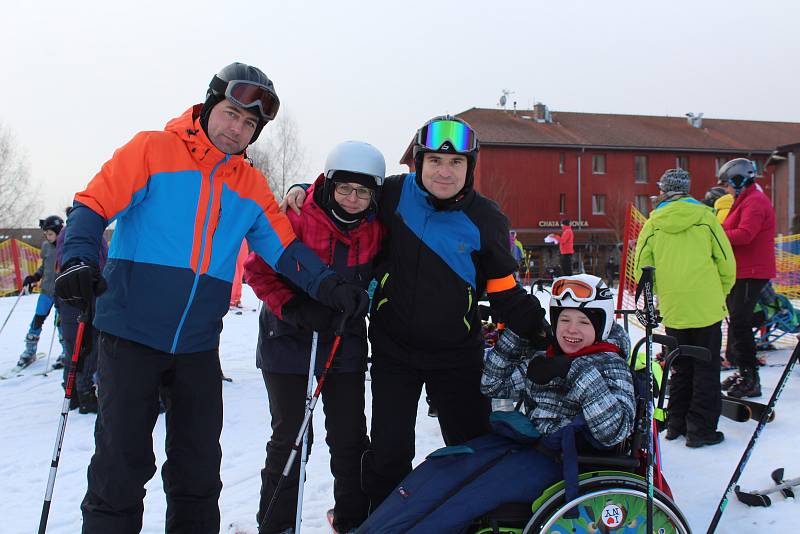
left=634, top=197, right=736, bottom=329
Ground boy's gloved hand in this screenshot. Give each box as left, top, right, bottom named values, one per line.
left=527, top=354, right=572, bottom=385
left=507, top=313, right=552, bottom=350
left=281, top=295, right=336, bottom=332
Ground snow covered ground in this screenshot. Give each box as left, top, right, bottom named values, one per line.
left=1, top=287, right=798, bottom=533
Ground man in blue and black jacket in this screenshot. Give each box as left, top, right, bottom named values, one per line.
left=284, top=115, right=550, bottom=513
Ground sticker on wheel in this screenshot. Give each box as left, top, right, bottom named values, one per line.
left=601, top=503, right=625, bottom=528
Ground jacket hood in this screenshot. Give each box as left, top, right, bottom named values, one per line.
left=649, top=197, right=708, bottom=234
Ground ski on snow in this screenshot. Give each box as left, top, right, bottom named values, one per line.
left=735, top=468, right=799, bottom=507
left=0, top=353, right=47, bottom=380
left=721, top=395, right=776, bottom=423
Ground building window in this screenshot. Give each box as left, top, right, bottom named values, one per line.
left=559, top=193, right=566, bottom=214
left=592, top=154, right=606, bottom=174
left=634, top=155, right=648, bottom=183
left=592, top=194, right=606, bottom=215
left=676, top=156, right=689, bottom=170
left=754, top=159, right=763, bottom=176
left=634, top=195, right=651, bottom=216
left=559, top=152, right=566, bottom=174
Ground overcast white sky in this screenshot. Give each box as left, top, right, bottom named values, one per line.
left=2, top=0, right=799, bottom=224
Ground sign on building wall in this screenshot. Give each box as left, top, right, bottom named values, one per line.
left=537, top=220, right=590, bottom=228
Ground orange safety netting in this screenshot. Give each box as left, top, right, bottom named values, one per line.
left=618, top=204, right=800, bottom=349
left=617, top=203, right=647, bottom=313
left=773, top=234, right=800, bottom=299
left=0, top=239, right=41, bottom=296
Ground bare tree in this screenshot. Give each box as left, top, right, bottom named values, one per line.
left=0, top=122, right=40, bottom=227
left=248, top=112, right=307, bottom=198
left=605, top=188, right=632, bottom=245
left=247, top=142, right=279, bottom=197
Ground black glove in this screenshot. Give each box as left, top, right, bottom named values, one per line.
left=23, top=273, right=41, bottom=289
left=55, top=260, right=107, bottom=310
left=281, top=295, right=336, bottom=332
left=507, top=313, right=553, bottom=351
left=316, top=276, right=370, bottom=326
left=526, top=354, right=572, bottom=385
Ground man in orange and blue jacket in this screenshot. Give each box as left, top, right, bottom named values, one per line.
left=55, top=62, right=368, bottom=534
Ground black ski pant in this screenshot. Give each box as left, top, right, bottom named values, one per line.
left=726, top=278, right=768, bottom=370
left=81, top=332, right=223, bottom=534
left=665, top=323, right=722, bottom=437
left=59, top=300, right=98, bottom=396
left=560, top=253, right=573, bottom=276
left=362, top=356, right=492, bottom=511
left=257, top=371, right=369, bottom=533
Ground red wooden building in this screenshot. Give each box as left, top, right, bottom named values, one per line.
left=401, top=106, right=800, bottom=278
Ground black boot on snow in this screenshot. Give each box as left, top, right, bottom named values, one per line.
left=727, top=367, right=761, bottom=398
left=686, top=431, right=725, bottom=448
left=69, top=394, right=80, bottom=411
left=79, top=390, right=98, bottom=414
left=720, top=372, right=740, bottom=391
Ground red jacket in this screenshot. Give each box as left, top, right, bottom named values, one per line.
left=722, top=184, right=776, bottom=279
left=558, top=225, right=574, bottom=255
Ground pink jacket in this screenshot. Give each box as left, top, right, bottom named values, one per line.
left=722, top=185, right=775, bottom=279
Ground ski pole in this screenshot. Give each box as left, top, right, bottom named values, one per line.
left=41, top=309, right=59, bottom=376
left=706, top=340, right=800, bottom=534
left=37, top=307, right=90, bottom=534
left=0, top=286, right=28, bottom=338
left=261, top=317, right=346, bottom=532
left=294, top=331, right=319, bottom=533
left=635, top=265, right=658, bottom=534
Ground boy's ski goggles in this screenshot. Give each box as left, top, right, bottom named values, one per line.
left=225, top=80, right=280, bottom=121
left=552, top=278, right=603, bottom=302
left=417, top=120, right=477, bottom=153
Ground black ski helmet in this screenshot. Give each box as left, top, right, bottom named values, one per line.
left=39, top=215, right=64, bottom=235
left=718, top=158, right=756, bottom=194
left=200, top=62, right=280, bottom=145
left=412, top=115, right=480, bottom=196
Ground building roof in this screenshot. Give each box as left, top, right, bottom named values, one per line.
left=400, top=107, right=800, bottom=163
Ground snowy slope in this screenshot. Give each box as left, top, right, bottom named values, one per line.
left=1, top=287, right=798, bottom=533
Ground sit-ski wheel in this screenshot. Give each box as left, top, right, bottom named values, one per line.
left=523, top=475, right=691, bottom=534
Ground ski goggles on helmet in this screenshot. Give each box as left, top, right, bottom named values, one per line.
left=552, top=278, right=609, bottom=302
left=416, top=120, right=477, bottom=153
left=224, top=80, right=280, bottom=121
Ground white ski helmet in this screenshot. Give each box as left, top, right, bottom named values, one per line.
left=324, top=140, right=386, bottom=187
left=549, top=274, right=615, bottom=342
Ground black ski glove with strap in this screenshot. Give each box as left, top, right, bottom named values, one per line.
left=316, top=275, right=369, bottom=326
left=55, top=259, right=107, bottom=311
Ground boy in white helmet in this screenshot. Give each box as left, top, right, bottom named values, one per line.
left=357, top=274, right=634, bottom=533
left=482, top=274, right=634, bottom=445
left=245, top=141, right=386, bottom=534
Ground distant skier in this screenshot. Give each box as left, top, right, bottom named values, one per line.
left=634, top=168, right=735, bottom=448
left=719, top=158, right=776, bottom=398
left=16, top=215, right=67, bottom=369
left=548, top=219, right=574, bottom=276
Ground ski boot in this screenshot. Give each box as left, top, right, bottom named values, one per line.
left=686, top=430, right=725, bottom=448
left=721, top=372, right=740, bottom=391
left=728, top=367, right=761, bottom=398
left=52, top=353, right=66, bottom=370
left=16, top=350, right=37, bottom=369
